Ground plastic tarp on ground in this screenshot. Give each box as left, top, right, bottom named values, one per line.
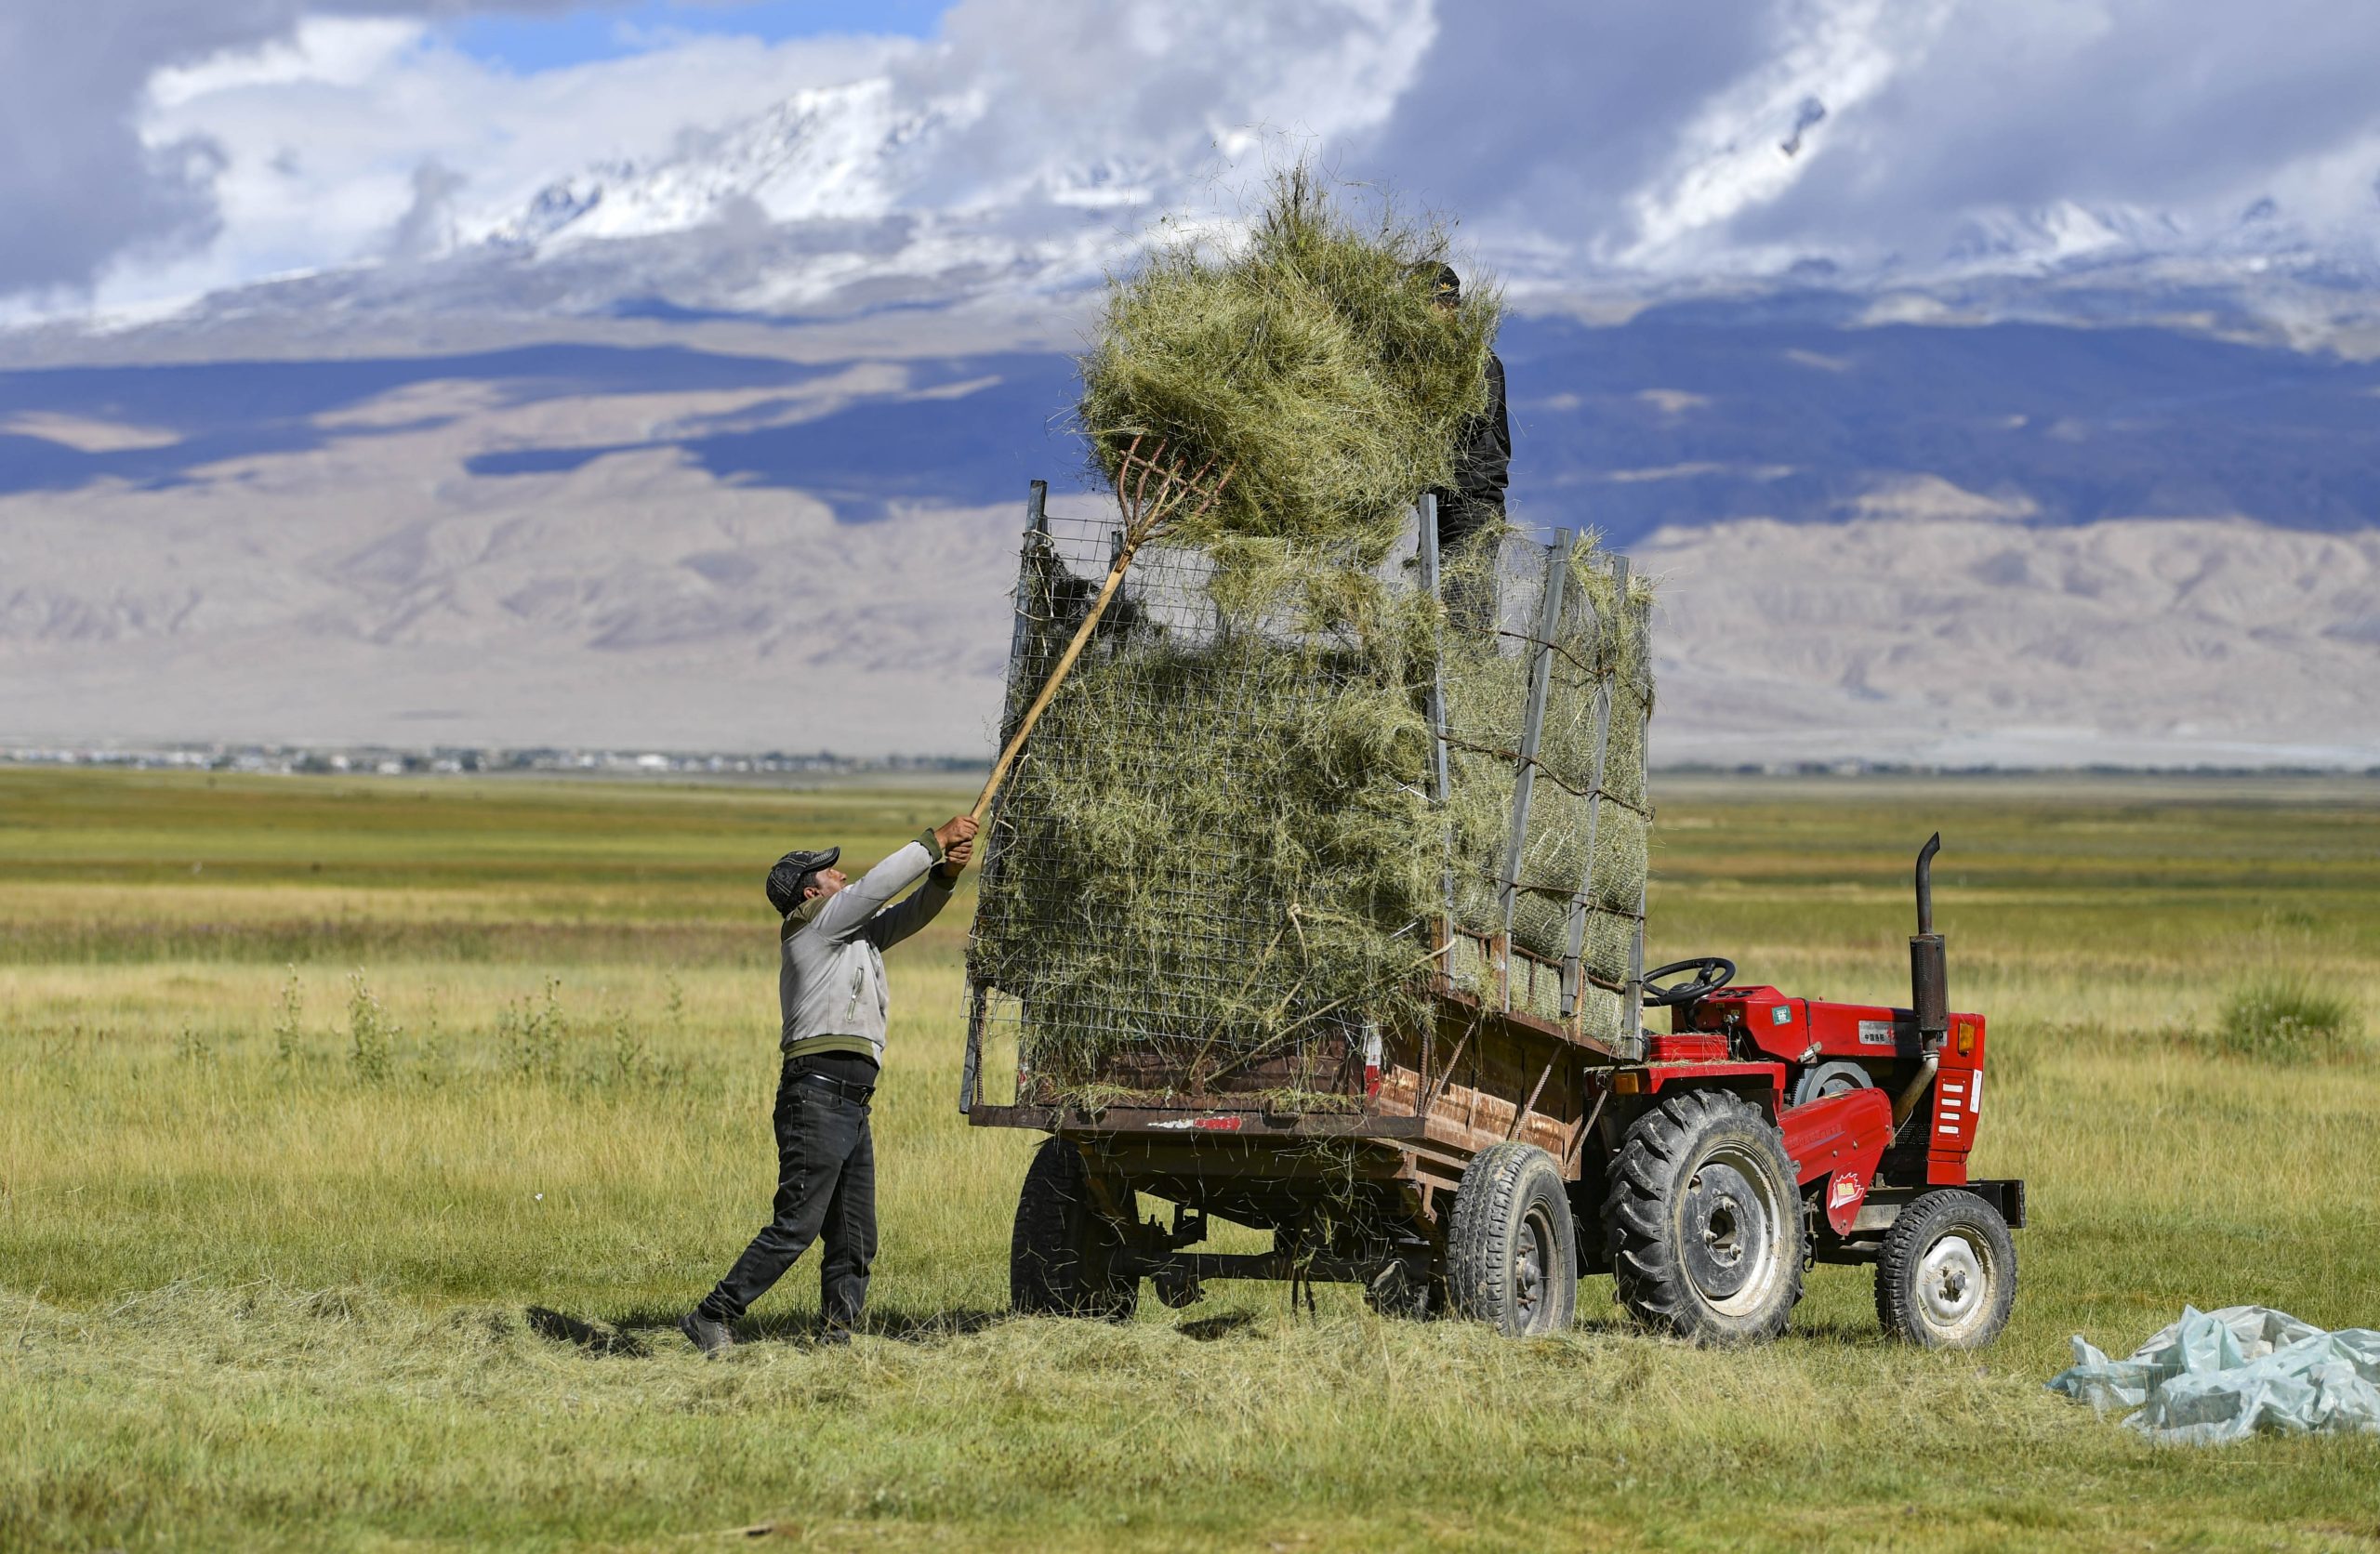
left=2048, top=1305, right=2380, bottom=1443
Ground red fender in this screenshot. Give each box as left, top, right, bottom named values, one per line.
left=1778, top=1086, right=1893, bottom=1235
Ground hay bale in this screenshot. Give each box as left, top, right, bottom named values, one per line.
left=972, top=170, right=1656, bottom=1098
left=1437, top=527, right=1655, bottom=965
left=969, top=553, right=1442, bottom=1093
left=1078, top=165, right=1500, bottom=560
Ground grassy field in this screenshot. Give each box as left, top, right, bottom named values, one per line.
left=5, top=765, right=2378, bottom=1553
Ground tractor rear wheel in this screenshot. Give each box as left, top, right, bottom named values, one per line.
left=1447, top=1142, right=1578, bottom=1336
left=1874, top=1190, right=2016, bottom=1349
left=1606, top=1088, right=1805, bottom=1344
left=1011, top=1138, right=1138, bottom=1320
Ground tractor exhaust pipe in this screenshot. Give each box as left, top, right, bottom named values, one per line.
left=1895, top=833, right=1947, bottom=1129
left=1910, top=832, right=1947, bottom=1042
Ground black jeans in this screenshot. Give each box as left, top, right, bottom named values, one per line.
left=698, top=1055, right=877, bottom=1327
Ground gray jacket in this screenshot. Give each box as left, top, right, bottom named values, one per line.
left=779, top=831, right=956, bottom=1064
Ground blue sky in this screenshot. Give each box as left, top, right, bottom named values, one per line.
left=446, top=0, right=950, bottom=73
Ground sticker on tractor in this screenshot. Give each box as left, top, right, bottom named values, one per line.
left=1828, top=1173, right=1862, bottom=1208
left=1771, top=1005, right=1793, bottom=1025
left=1857, top=1019, right=1897, bottom=1047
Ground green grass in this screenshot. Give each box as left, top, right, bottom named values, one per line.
left=5, top=766, right=2380, bottom=1552
left=2208, top=971, right=2364, bottom=1062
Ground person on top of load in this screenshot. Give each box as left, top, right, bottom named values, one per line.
left=680, top=814, right=978, bottom=1355
left=1424, top=262, right=1510, bottom=633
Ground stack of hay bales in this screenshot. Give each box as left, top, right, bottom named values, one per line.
left=967, top=169, right=1653, bottom=1099
left=1438, top=535, right=1655, bottom=1044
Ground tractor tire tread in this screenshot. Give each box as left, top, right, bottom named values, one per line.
left=1874, top=1188, right=2016, bottom=1349
left=1604, top=1088, right=1805, bottom=1345
left=1010, top=1138, right=1137, bottom=1321
left=1447, top=1142, right=1578, bottom=1336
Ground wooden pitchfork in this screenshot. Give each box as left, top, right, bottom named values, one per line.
left=970, top=437, right=1234, bottom=823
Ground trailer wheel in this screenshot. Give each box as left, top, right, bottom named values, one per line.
left=1447, top=1142, right=1578, bottom=1337
left=1606, top=1088, right=1805, bottom=1344
left=1010, top=1138, right=1138, bottom=1320
left=1362, top=1258, right=1440, bottom=1321
left=1874, top=1190, right=2016, bottom=1350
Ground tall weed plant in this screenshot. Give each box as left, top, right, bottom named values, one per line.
left=345, top=970, right=398, bottom=1084
left=2207, top=971, right=2362, bottom=1063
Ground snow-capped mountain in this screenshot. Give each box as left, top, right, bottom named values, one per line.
left=416, top=68, right=2380, bottom=344
left=15, top=37, right=2369, bottom=349
left=478, top=79, right=947, bottom=249
left=479, top=74, right=1173, bottom=258
left=425, top=71, right=1202, bottom=318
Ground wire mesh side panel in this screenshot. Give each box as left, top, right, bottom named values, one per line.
left=967, top=504, right=1438, bottom=1105
left=1438, top=531, right=1653, bottom=1045
left=965, top=501, right=1656, bottom=1105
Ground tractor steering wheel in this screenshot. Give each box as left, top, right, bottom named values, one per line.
left=1640, top=956, right=1738, bottom=1007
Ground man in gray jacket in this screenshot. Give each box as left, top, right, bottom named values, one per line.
left=681, top=813, right=977, bottom=1353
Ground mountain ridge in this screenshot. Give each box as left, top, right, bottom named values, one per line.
left=4, top=67, right=2377, bottom=766
left=2, top=315, right=2374, bottom=765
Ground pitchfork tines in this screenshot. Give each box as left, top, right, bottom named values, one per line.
left=1112, top=435, right=1234, bottom=548
left=967, top=439, right=1235, bottom=826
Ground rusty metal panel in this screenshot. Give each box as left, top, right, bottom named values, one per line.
left=968, top=1103, right=1425, bottom=1139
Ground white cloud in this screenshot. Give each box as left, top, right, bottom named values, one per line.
left=0, top=0, right=609, bottom=301
left=1358, top=0, right=2380, bottom=287
left=100, top=18, right=916, bottom=312
left=1616, top=0, right=1955, bottom=268
left=148, top=15, right=424, bottom=107
left=69, top=0, right=1432, bottom=318
left=1676, top=0, right=2380, bottom=277
left=15, top=0, right=2380, bottom=317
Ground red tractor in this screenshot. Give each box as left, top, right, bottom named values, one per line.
left=1606, top=833, right=2022, bottom=1345
left=977, top=832, right=2022, bottom=1347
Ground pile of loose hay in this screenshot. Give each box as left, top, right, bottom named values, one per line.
left=1078, top=164, right=1500, bottom=560
left=970, top=170, right=1652, bottom=1096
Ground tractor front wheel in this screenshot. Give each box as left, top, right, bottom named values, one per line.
left=1606, top=1088, right=1805, bottom=1344
left=1011, top=1138, right=1139, bottom=1320
left=1874, top=1190, right=2016, bottom=1349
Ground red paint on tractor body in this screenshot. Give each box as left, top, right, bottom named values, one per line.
left=1926, top=1016, right=1988, bottom=1184
left=1631, top=1060, right=1785, bottom=1108
left=1778, top=1085, right=1893, bottom=1233
left=1645, top=1031, right=1729, bottom=1063
left=1684, top=988, right=1991, bottom=1185
left=1688, top=986, right=1923, bottom=1066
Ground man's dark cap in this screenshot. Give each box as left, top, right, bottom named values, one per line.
left=766, top=847, right=840, bottom=915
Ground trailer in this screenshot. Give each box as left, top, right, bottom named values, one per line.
left=961, top=483, right=2022, bottom=1346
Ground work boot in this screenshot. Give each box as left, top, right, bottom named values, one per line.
left=679, top=1309, right=735, bottom=1357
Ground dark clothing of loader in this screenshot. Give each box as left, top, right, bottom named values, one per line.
left=697, top=1049, right=879, bottom=1328
left=694, top=833, right=953, bottom=1334
left=1430, top=351, right=1511, bottom=632
left=1430, top=350, right=1511, bottom=548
